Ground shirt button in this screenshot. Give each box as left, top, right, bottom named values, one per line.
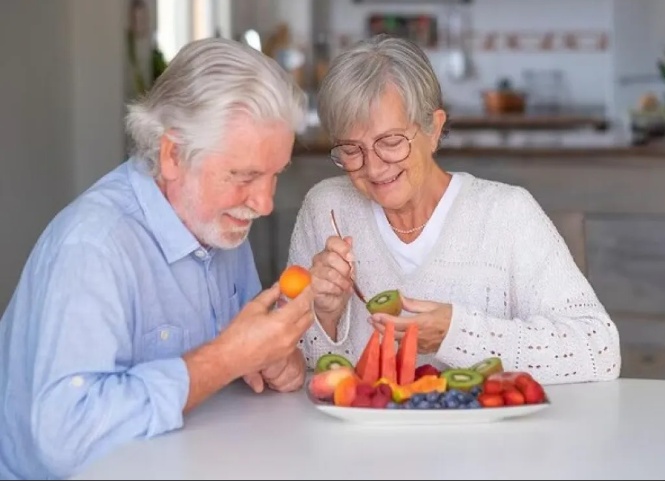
left=160, top=329, right=170, bottom=341
left=70, top=376, right=84, bottom=388
left=194, top=249, right=206, bottom=259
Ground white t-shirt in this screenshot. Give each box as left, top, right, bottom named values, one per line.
left=372, top=173, right=462, bottom=274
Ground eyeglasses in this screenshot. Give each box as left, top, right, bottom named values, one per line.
left=329, top=128, right=419, bottom=172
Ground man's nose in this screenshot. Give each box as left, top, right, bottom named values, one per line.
left=246, top=178, right=275, bottom=217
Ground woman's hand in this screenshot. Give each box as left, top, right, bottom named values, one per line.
left=369, top=295, right=453, bottom=354
left=309, top=235, right=355, bottom=334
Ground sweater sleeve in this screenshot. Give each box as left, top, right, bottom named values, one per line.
left=435, top=187, right=621, bottom=385
left=286, top=188, right=357, bottom=370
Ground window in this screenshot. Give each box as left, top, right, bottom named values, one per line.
left=156, top=0, right=231, bottom=62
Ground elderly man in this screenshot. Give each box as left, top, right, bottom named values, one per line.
left=0, top=38, right=313, bottom=480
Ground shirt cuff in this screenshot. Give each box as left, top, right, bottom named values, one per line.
left=128, top=357, right=190, bottom=436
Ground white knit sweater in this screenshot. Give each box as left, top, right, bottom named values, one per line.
left=288, top=172, right=621, bottom=385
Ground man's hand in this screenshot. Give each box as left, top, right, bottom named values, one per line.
left=263, top=349, right=306, bottom=392
left=183, top=282, right=314, bottom=412
left=243, top=350, right=306, bottom=393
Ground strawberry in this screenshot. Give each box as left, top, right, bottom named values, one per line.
left=503, top=388, right=526, bottom=406
left=519, top=381, right=546, bottom=404
left=482, top=379, right=504, bottom=395
left=488, top=371, right=533, bottom=389
left=513, top=373, right=535, bottom=391
left=414, top=364, right=440, bottom=380
left=351, top=394, right=373, bottom=407
left=478, top=392, right=504, bottom=407
left=356, top=383, right=376, bottom=397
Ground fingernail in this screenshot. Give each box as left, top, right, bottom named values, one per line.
left=346, top=253, right=354, bottom=262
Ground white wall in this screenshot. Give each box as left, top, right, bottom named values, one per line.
left=328, top=0, right=615, bottom=111
left=612, top=0, right=665, bottom=122
left=70, top=0, right=126, bottom=195
left=0, top=0, right=127, bottom=310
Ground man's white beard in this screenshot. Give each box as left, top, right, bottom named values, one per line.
left=197, top=206, right=256, bottom=250
left=180, top=175, right=259, bottom=250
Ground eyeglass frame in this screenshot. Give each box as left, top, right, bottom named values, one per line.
left=329, top=127, right=420, bottom=173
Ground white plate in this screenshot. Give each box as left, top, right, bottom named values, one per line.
left=310, top=400, right=551, bottom=425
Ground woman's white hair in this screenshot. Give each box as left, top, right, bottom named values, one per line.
left=317, top=34, right=445, bottom=143
left=125, top=37, right=307, bottom=177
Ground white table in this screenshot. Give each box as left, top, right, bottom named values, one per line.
left=71, top=378, right=665, bottom=480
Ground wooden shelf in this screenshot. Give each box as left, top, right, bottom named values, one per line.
left=448, top=112, right=610, bottom=131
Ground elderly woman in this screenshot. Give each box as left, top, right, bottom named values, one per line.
left=288, top=34, right=620, bottom=385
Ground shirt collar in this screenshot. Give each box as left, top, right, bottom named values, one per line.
left=128, top=158, right=202, bottom=264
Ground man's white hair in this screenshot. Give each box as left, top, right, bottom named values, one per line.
left=125, top=37, right=307, bottom=177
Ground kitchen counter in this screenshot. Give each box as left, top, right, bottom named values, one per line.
left=294, top=127, right=665, bottom=159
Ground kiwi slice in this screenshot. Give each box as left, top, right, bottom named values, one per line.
left=366, top=289, right=403, bottom=316
left=470, top=357, right=504, bottom=379
left=442, top=369, right=484, bottom=392
left=315, top=354, right=354, bottom=373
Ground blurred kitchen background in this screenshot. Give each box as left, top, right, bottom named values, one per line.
left=1, top=0, right=665, bottom=378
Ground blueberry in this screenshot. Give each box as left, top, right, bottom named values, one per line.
left=447, top=389, right=462, bottom=397
left=444, top=391, right=458, bottom=403
left=417, top=400, right=431, bottom=409
left=468, top=400, right=482, bottom=409
left=386, top=402, right=400, bottom=409
left=459, top=392, right=475, bottom=404
left=470, top=386, right=482, bottom=397
left=431, top=402, right=443, bottom=409
left=411, top=393, right=426, bottom=404
left=403, top=400, right=416, bottom=409
left=426, top=392, right=440, bottom=403
left=447, top=399, right=460, bottom=409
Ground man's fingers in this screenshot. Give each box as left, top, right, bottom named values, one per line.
left=262, top=357, right=288, bottom=382
left=243, top=373, right=265, bottom=393
left=277, top=285, right=314, bottom=318
left=251, top=282, right=282, bottom=310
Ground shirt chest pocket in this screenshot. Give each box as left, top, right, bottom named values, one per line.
left=142, top=324, right=189, bottom=361
left=217, top=289, right=240, bottom=333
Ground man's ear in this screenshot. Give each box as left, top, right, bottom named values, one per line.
left=158, top=131, right=181, bottom=181
left=430, top=109, right=447, bottom=152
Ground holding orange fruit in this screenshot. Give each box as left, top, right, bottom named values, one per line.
left=279, top=265, right=312, bottom=299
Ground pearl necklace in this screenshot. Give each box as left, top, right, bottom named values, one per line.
left=389, top=221, right=428, bottom=234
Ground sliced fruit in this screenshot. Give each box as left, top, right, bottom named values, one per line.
left=379, top=321, right=397, bottom=383
left=366, top=289, right=403, bottom=316
left=392, top=374, right=447, bottom=402
left=470, top=357, right=504, bottom=378
left=315, top=353, right=353, bottom=373
left=355, top=329, right=381, bottom=384
left=308, top=367, right=357, bottom=401
left=333, top=375, right=358, bottom=407
left=396, top=323, right=418, bottom=385
left=441, top=369, right=484, bottom=392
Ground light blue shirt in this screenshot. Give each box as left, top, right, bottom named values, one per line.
left=0, top=158, right=262, bottom=480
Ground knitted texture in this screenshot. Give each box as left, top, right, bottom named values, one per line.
left=287, top=172, right=621, bottom=385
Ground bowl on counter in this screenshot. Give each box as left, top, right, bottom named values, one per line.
left=482, top=89, right=527, bottom=115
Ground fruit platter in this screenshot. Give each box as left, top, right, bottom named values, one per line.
left=306, top=321, right=550, bottom=425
